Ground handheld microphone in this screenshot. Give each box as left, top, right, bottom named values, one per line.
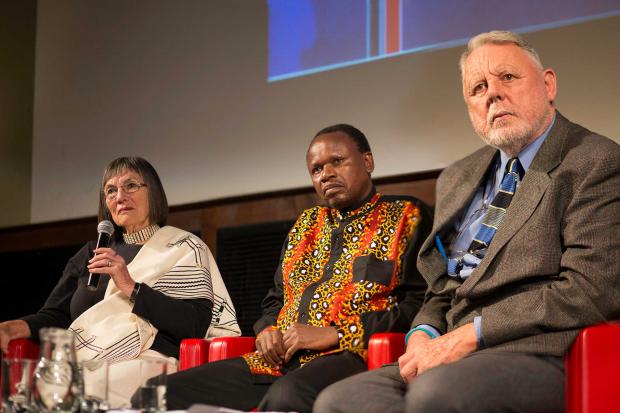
left=87, top=220, right=115, bottom=291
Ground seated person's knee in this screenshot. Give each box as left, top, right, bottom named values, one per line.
left=259, top=376, right=313, bottom=412
left=406, top=369, right=466, bottom=413
left=313, top=383, right=344, bottom=413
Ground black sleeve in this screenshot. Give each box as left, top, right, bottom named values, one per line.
left=360, top=200, right=434, bottom=344
left=252, top=240, right=287, bottom=335
left=131, top=285, right=213, bottom=340
left=20, top=243, right=92, bottom=341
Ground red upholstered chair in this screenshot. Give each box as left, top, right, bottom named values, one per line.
left=177, top=334, right=396, bottom=371
left=0, top=339, right=39, bottom=405
left=565, top=323, right=620, bottom=413
left=366, top=332, right=405, bottom=370
left=4, top=338, right=40, bottom=360
left=179, top=323, right=620, bottom=413
left=365, top=324, right=620, bottom=413
left=179, top=339, right=211, bottom=371
left=179, top=336, right=256, bottom=370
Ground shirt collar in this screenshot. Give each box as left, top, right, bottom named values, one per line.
left=339, top=186, right=377, bottom=214
left=330, top=187, right=379, bottom=223
left=499, top=112, right=556, bottom=173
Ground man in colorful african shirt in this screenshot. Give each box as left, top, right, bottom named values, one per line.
left=165, top=124, right=432, bottom=413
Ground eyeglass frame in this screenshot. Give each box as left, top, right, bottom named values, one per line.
left=103, top=181, right=148, bottom=201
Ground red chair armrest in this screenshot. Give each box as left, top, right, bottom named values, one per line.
left=367, top=324, right=620, bottom=413
left=179, top=339, right=211, bottom=371
left=6, top=339, right=39, bottom=359
left=208, top=336, right=256, bottom=362
left=180, top=324, right=620, bottom=412
left=367, top=332, right=406, bottom=370
left=566, top=322, right=620, bottom=413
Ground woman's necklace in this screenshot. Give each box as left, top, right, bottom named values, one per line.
left=123, top=224, right=161, bottom=245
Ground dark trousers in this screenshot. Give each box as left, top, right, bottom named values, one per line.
left=314, top=352, right=565, bottom=413
left=165, top=351, right=367, bottom=413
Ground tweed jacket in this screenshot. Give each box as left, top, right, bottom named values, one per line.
left=413, top=112, right=620, bottom=356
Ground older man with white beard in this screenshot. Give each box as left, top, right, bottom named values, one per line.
left=314, top=30, right=620, bottom=413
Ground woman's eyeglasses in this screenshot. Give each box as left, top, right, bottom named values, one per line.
left=104, top=181, right=147, bottom=201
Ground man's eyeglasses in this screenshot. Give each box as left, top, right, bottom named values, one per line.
left=104, top=181, right=147, bottom=201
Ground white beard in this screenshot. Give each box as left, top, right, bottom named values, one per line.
left=483, top=122, right=536, bottom=156
left=477, top=112, right=549, bottom=156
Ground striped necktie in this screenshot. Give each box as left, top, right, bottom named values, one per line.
left=448, top=157, right=524, bottom=277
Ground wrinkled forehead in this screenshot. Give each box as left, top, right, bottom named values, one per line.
left=462, top=43, right=538, bottom=81
left=103, top=168, right=142, bottom=187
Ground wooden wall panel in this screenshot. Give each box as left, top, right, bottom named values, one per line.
left=200, top=194, right=318, bottom=255
left=378, top=178, right=437, bottom=206
left=0, top=218, right=96, bottom=252
left=0, top=170, right=439, bottom=255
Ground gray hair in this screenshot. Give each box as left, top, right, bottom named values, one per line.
left=459, top=30, right=543, bottom=76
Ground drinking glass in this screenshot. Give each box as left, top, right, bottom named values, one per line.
left=138, top=359, right=168, bottom=413
left=1, top=358, right=36, bottom=413
left=80, top=360, right=108, bottom=413
left=32, top=328, right=80, bottom=413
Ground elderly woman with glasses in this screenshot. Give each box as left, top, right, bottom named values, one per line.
left=0, top=156, right=241, bottom=406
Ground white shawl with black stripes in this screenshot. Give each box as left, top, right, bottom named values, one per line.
left=69, top=226, right=240, bottom=363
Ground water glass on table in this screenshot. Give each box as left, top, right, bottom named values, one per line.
left=138, top=359, right=170, bottom=413
left=80, top=360, right=109, bottom=413
left=1, top=358, right=36, bottom=413
left=32, top=328, right=80, bottom=413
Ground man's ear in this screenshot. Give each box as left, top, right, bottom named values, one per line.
left=543, top=68, right=557, bottom=104
left=364, top=152, right=375, bottom=174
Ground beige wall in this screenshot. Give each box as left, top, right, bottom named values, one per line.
left=3, top=1, right=618, bottom=227
left=0, top=1, right=36, bottom=228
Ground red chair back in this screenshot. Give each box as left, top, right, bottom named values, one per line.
left=566, top=323, right=620, bottom=413
left=367, top=332, right=405, bottom=370
left=6, top=339, right=39, bottom=360
left=179, top=339, right=211, bottom=371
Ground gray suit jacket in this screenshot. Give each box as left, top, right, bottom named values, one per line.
left=413, top=112, right=620, bottom=356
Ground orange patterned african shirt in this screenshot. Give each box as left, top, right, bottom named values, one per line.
left=243, top=192, right=427, bottom=376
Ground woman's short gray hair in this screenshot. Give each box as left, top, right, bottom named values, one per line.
left=459, top=30, right=543, bottom=75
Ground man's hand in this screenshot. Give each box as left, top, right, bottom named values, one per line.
left=282, top=323, right=339, bottom=363
left=398, top=323, right=478, bottom=383
left=255, top=327, right=286, bottom=368
left=0, top=320, right=31, bottom=354
left=398, top=330, right=431, bottom=380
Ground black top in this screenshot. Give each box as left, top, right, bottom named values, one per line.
left=21, top=239, right=213, bottom=358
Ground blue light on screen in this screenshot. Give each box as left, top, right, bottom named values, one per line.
left=268, top=0, right=620, bottom=82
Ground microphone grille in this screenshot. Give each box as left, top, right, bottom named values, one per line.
left=97, top=220, right=115, bottom=236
